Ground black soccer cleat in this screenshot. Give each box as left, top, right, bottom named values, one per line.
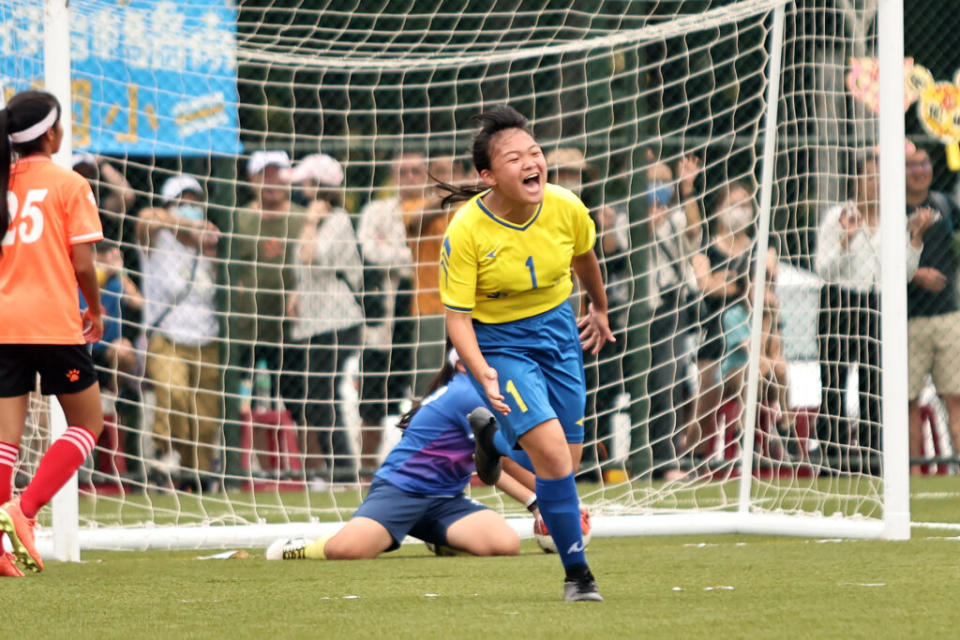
left=424, top=541, right=474, bottom=557
left=563, top=571, right=604, bottom=602
left=468, top=407, right=502, bottom=485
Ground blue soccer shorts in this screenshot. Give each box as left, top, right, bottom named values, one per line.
left=353, top=478, right=489, bottom=551
left=470, top=303, right=586, bottom=448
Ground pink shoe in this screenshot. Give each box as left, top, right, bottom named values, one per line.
left=0, top=499, right=43, bottom=573
left=0, top=550, right=25, bottom=578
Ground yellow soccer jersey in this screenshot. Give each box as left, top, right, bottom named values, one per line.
left=440, top=183, right=596, bottom=324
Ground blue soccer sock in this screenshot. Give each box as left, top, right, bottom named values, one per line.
left=493, top=429, right=535, bottom=473
left=535, top=472, right=587, bottom=573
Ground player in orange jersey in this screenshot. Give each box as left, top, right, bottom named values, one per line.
left=0, top=90, right=105, bottom=576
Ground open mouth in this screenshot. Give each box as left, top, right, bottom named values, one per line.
left=522, top=173, right=541, bottom=188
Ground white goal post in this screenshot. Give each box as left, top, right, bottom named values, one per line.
left=3, top=0, right=911, bottom=557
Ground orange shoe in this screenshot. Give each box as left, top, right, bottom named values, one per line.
left=0, top=551, right=24, bottom=577
left=0, top=500, right=43, bottom=573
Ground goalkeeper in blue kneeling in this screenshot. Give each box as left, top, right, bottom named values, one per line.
left=437, top=105, right=614, bottom=602
left=266, top=350, right=532, bottom=562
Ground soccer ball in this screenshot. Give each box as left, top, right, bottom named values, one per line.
left=533, top=509, right=592, bottom=553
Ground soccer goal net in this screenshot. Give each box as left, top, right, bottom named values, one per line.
left=3, top=0, right=910, bottom=555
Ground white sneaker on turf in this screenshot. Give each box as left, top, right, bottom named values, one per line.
left=265, top=537, right=309, bottom=561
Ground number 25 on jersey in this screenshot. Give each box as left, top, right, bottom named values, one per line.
left=3, top=188, right=47, bottom=246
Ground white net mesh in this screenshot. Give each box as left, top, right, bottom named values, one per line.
left=2, top=0, right=900, bottom=544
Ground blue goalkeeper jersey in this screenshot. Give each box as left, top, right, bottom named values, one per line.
left=375, top=372, right=484, bottom=497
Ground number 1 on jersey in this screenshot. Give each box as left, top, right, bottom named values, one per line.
left=525, top=255, right=538, bottom=288
left=505, top=379, right=529, bottom=413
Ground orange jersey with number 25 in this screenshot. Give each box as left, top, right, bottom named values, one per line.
left=0, top=156, right=103, bottom=344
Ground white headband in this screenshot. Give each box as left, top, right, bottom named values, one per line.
left=9, top=107, right=57, bottom=144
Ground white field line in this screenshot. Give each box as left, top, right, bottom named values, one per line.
left=911, top=521, right=960, bottom=531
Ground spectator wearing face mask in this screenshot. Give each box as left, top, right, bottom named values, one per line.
left=688, top=181, right=778, bottom=459
left=642, top=153, right=703, bottom=479
left=136, top=175, right=222, bottom=491
left=286, top=152, right=345, bottom=212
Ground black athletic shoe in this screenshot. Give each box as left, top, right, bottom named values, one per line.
left=468, top=407, right=502, bottom=485
left=563, top=571, right=604, bottom=602
left=424, top=542, right=474, bottom=557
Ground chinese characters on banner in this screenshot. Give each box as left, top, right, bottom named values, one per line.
left=0, top=0, right=242, bottom=156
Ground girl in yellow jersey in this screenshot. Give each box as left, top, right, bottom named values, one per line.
left=439, top=105, right=613, bottom=602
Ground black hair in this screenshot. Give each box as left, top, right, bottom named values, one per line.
left=397, top=340, right=459, bottom=429
left=713, top=178, right=755, bottom=213
left=437, top=104, right=533, bottom=208
left=73, top=160, right=98, bottom=182
left=315, top=186, right=342, bottom=208
left=95, top=238, right=121, bottom=253
left=854, top=149, right=879, bottom=173
left=0, top=90, right=61, bottom=249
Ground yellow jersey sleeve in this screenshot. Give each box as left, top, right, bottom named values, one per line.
left=439, top=211, right=478, bottom=313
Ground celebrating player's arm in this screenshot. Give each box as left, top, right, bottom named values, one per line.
left=572, top=249, right=615, bottom=355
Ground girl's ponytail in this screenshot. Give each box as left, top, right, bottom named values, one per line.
left=0, top=107, right=10, bottom=250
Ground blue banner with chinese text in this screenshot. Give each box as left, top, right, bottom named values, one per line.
left=0, top=0, right=241, bottom=156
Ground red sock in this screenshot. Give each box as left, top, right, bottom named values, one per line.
left=0, top=441, right=18, bottom=505
left=20, top=426, right=96, bottom=519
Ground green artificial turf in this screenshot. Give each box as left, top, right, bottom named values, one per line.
left=3, top=476, right=959, bottom=639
